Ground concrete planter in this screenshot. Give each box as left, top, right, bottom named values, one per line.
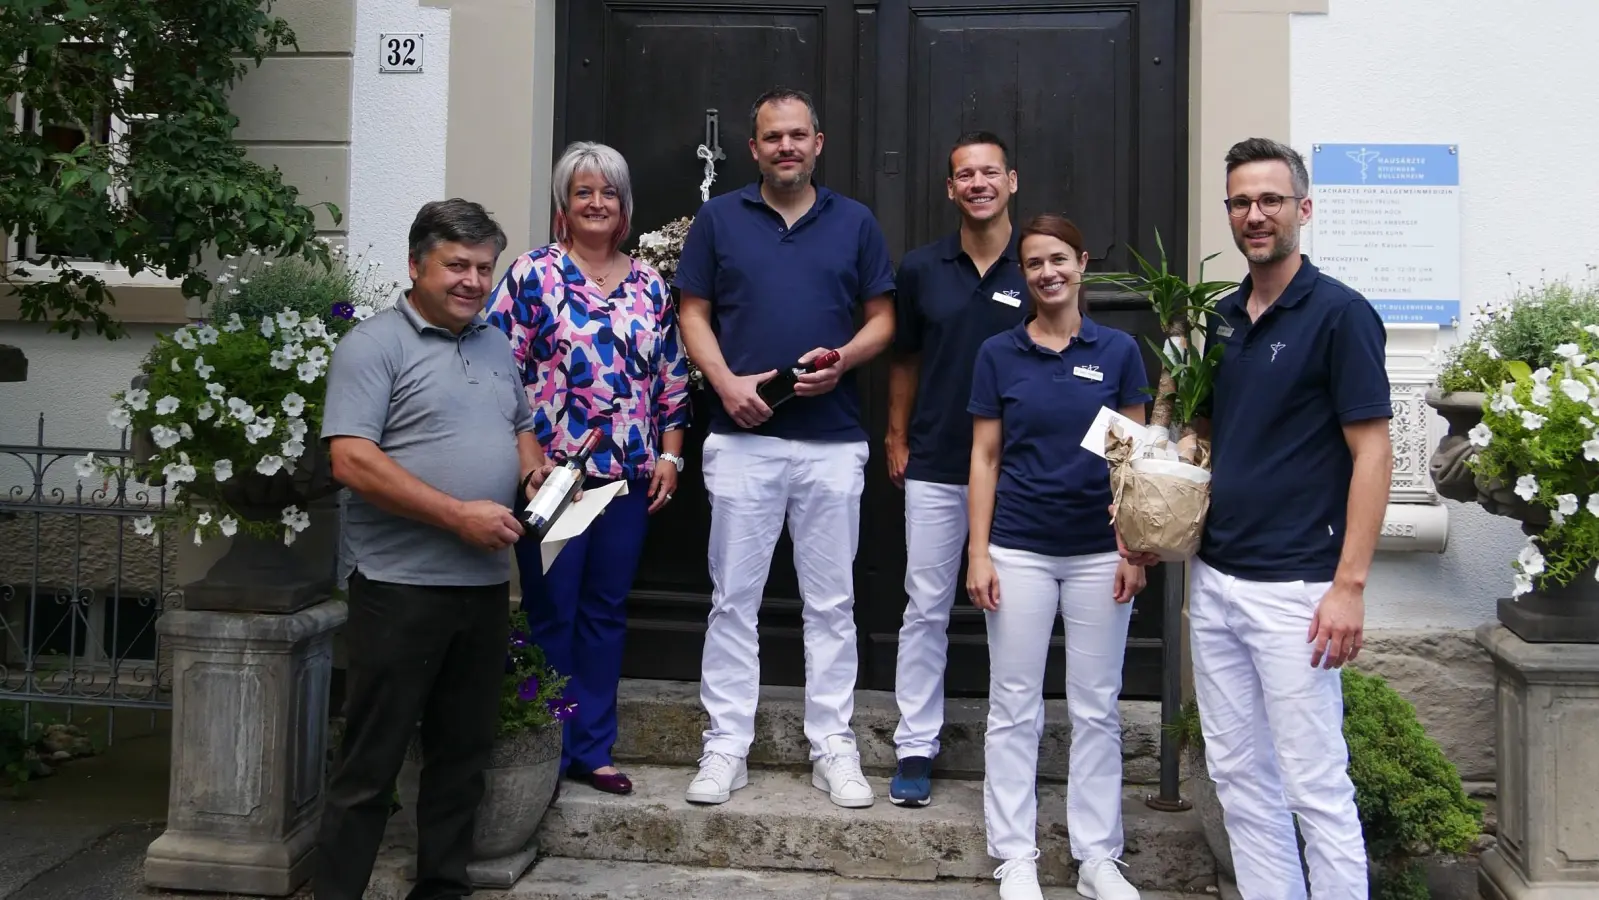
left=1425, top=389, right=1487, bottom=504
left=396, top=724, right=563, bottom=888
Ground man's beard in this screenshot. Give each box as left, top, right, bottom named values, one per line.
left=1237, top=228, right=1298, bottom=265
left=764, top=162, right=813, bottom=189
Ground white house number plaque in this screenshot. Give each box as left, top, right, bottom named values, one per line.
left=379, top=33, right=424, bottom=73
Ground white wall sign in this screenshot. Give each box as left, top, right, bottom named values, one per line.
left=1310, top=143, right=1460, bottom=326
left=379, top=33, right=424, bottom=73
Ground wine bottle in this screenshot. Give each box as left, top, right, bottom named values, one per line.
left=523, top=428, right=602, bottom=540
left=758, top=350, right=842, bottom=410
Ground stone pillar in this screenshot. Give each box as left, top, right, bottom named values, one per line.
left=1381, top=322, right=1450, bottom=552
left=144, top=600, right=347, bottom=896
left=1477, top=623, right=1599, bottom=900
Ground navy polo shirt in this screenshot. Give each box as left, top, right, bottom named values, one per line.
left=969, top=317, right=1148, bottom=558
left=895, top=231, right=1030, bottom=484
left=1199, top=257, right=1391, bottom=583
left=674, top=182, right=896, bottom=442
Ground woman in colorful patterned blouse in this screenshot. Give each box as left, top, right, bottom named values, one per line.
left=485, top=141, right=692, bottom=795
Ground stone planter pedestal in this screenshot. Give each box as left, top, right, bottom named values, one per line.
left=1477, top=623, right=1599, bottom=900
left=143, top=599, right=347, bottom=896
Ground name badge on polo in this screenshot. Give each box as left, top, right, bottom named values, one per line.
left=1073, top=365, right=1104, bottom=382
left=1216, top=324, right=1235, bottom=338
left=992, top=290, right=1021, bottom=308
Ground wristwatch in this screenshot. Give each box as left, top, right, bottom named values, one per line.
left=659, top=451, right=686, bottom=472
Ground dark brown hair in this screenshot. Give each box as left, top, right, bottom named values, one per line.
left=948, top=130, right=1009, bottom=177
left=1018, top=214, right=1090, bottom=316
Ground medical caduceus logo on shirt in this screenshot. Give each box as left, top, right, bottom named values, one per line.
left=1270, top=341, right=1286, bottom=362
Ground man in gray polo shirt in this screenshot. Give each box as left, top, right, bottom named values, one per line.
left=315, top=199, right=550, bottom=900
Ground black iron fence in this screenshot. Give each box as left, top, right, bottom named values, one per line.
left=0, top=414, right=178, bottom=743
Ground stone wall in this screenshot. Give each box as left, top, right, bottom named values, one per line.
left=1351, top=628, right=1497, bottom=785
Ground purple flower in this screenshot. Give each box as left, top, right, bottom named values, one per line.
left=509, top=630, right=529, bottom=649
left=517, top=675, right=540, bottom=701
left=547, top=696, right=578, bottom=722
left=331, top=302, right=356, bottom=320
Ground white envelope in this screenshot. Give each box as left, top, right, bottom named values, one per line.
left=1079, top=406, right=1152, bottom=459
left=539, top=480, right=629, bottom=573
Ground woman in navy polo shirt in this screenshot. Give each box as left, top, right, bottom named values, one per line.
left=966, top=215, right=1152, bottom=900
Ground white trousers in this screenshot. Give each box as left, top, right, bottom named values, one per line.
left=699, top=432, right=869, bottom=760
left=984, top=546, right=1131, bottom=862
left=894, top=479, right=969, bottom=759
left=1189, top=558, right=1367, bottom=900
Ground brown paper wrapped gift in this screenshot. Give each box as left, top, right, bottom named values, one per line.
left=1107, top=426, right=1213, bottom=562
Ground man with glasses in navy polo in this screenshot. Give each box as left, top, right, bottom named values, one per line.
left=883, top=131, right=1028, bottom=808
left=1131, top=137, right=1392, bottom=900
left=674, top=87, right=896, bottom=810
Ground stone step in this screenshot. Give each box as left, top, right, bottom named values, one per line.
left=533, top=764, right=1215, bottom=891
left=368, top=857, right=1212, bottom=899
left=613, top=678, right=1166, bottom=784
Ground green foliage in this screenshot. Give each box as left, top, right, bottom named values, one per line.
left=208, top=245, right=397, bottom=327
left=1088, top=231, right=1238, bottom=433
left=1438, top=270, right=1599, bottom=393
left=1175, top=671, right=1482, bottom=898
left=0, top=0, right=339, bottom=338
left=0, top=703, right=46, bottom=787
left=501, top=612, right=573, bottom=738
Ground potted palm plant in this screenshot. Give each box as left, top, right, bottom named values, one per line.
left=1091, top=234, right=1237, bottom=560
left=395, top=613, right=574, bottom=887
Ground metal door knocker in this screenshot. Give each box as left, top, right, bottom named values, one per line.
left=696, top=108, right=725, bottom=203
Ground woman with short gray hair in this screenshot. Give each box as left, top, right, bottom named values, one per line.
left=485, top=142, right=691, bottom=796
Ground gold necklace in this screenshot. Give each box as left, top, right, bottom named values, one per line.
left=570, top=248, right=619, bottom=287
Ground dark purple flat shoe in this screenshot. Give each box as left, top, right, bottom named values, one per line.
left=570, top=766, right=633, bottom=795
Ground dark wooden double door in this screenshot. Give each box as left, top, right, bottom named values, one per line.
left=556, top=0, right=1187, bottom=699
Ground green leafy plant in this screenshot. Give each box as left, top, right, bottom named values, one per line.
left=501, top=612, right=574, bottom=738
left=0, top=0, right=338, bottom=338
left=1468, top=328, right=1599, bottom=593
left=1170, top=670, right=1482, bottom=900
left=1437, top=270, right=1599, bottom=393
left=76, top=249, right=397, bottom=544
left=1090, top=231, right=1237, bottom=453
left=0, top=703, right=47, bottom=788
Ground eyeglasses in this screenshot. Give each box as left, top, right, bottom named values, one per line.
left=1224, top=193, right=1303, bottom=218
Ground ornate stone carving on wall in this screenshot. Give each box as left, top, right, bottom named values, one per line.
left=1381, top=324, right=1448, bottom=552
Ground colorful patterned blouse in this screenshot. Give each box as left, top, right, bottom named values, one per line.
left=484, top=243, right=691, bottom=481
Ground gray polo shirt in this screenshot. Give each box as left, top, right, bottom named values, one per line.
left=321, top=297, right=534, bottom=586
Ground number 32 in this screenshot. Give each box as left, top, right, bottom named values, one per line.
left=386, top=37, right=417, bottom=68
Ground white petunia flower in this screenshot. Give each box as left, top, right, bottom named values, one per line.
left=277, top=310, right=301, bottom=329
left=1515, top=474, right=1539, bottom=502
left=301, top=317, right=327, bottom=339
left=1587, top=439, right=1599, bottom=462
left=1512, top=572, right=1533, bottom=598
left=281, top=506, right=311, bottom=545
left=353, top=304, right=376, bottom=321
left=171, top=357, right=181, bottom=373
left=223, top=313, right=245, bottom=333
left=178, top=423, right=193, bottom=440
left=1479, top=341, right=1501, bottom=360
left=1533, top=367, right=1554, bottom=386
left=162, top=452, right=197, bottom=484
left=1517, top=542, right=1546, bottom=576
left=281, top=393, right=306, bottom=417
left=1556, top=343, right=1581, bottom=359
left=196, top=512, right=212, bottom=527
left=1589, top=494, right=1599, bottom=518
left=193, top=529, right=205, bottom=546
left=133, top=516, right=155, bottom=536
left=260, top=317, right=276, bottom=339
left=216, top=273, right=231, bottom=285
left=304, top=346, right=329, bottom=365
left=1521, top=410, right=1547, bottom=430
left=228, top=397, right=255, bottom=423
left=124, top=389, right=150, bottom=411
left=281, top=342, right=304, bottom=360
left=255, top=455, right=285, bottom=476
left=281, top=438, right=306, bottom=460
left=244, top=421, right=273, bottom=444
left=1558, top=494, right=1579, bottom=516
left=286, top=417, right=308, bottom=441
left=219, top=515, right=238, bottom=537
left=151, top=425, right=182, bottom=449
left=196, top=325, right=219, bottom=345
left=74, top=453, right=99, bottom=479
left=269, top=349, right=294, bottom=371
left=263, top=260, right=275, bottom=268
left=1587, top=325, right=1599, bottom=338
left=155, top=395, right=180, bottom=416
left=1468, top=423, right=1492, bottom=448
left=1553, top=510, right=1566, bottom=526
left=207, top=382, right=226, bottom=401
left=1563, top=379, right=1593, bottom=404
left=197, top=402, right=215, bottom=422
left=1531, top=383, right=1551, bottom=408
left=107, top=406, right=131, bottom=430
left=213, top=459, right=234, bottom=482
left=194, top=356, right=214, bottom=379
left=297, top=360, right=322, bottom=384
left=172, top=327, right=198, bottom=350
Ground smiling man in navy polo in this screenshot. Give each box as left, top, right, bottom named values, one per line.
left=882, top=131, right=1028, bottom=808
left=1186, top=138, right=1393, bottom=900
left=674, top=87, right=896, bottom=810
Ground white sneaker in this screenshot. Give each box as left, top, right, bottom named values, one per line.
left=1076, top=857, right=1140, bottom=900
left=811, top=735, right=874, bottom=808
left=684, top=751, right=747, bottom=804
left=994, top=849, right=1044, bottom=900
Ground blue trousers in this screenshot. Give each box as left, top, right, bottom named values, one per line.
left=514, top=476, right=650, bottom=774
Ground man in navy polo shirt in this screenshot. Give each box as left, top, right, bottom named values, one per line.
left=674, top=87, right=896, bottom=809
left=1182, top=137, right=1392, bottom=900
left=883, top=131, right=1028, bottom=808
